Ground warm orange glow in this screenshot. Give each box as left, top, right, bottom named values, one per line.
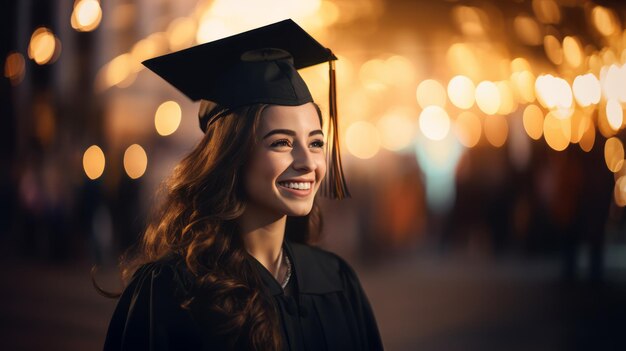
left=360, top=58, right=388, bottom=91
left=510, top=70, right=536, bottom=103
left=447, top=75, right=475, bottom=109
left=535, top=74, right=572, bottom=112
left=319, top=1, right=340, bottom=26
left=605, top=137, right=624, bottom=173
left=573, top=73, right=601, bottom=107
left=496, top=81, right=516, bottom=115
left=484, top=115, right=508, bottom=147
left=4, top=52, right=25, bottom=85
left=570, top=111, right=591, bottom=144
left=385, top=56, right=416, bottom=87
left=562, top=36, right=582, bottom=68
left=475, top=81, right=500, bottom=115
left=28, top=27, right=56, bottom=65
left=130, top=38, right=160, bottom=72
left=155, top=101, right=182, bottom=136
left=346, top=121, right=381, bottom=159
left=452, top=6, right=486, bottom=38
left=523, top=104, right=544, bottom=140
left=532, top=0, right=560, bottom=24
left=416, top=79, right=446, bottom=108
left=196, top=18, right=230, bottom=44
left=72, top=0, right=102, bottom=32
left=377, top=108, right=416, bottom=151
left=446, top=43, right=480, bottom=81
left=106, top=54, right=133, bottom=87
left=592, top=6, right=617, bottom=36
left=511, top=58, right=532, bottom=73
left=513, top=16, right=542, bottom=46
left=83, top=145, right=105, bottom=180
left=167, top=17, right=196, bottom=51
left=614, top=176, right=626, bottom=207
left=419, top=106, right=450, bottom=141
left=606, top=99, right=623, bottom=131
left=124, top=144, right=148, bottom=179
left=601, top=64, right=626, bottom=102
left=543, top=35, right=563, bottom=65
left=543, top=112, right=570, bottom=151
left=454, top=111, right=481, bottom=148
left=579, top=121, right=595, bottom=152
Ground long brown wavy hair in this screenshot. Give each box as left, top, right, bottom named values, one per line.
left=109, top=101, right=323, bottom=350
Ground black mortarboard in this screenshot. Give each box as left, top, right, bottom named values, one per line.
left=143, top=19, right=349, bottom=199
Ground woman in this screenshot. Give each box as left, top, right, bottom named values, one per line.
left=103, top=20, right=383, bottom=351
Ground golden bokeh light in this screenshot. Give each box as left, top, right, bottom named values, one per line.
left=606, top=99, right=624, bottom=131
left=83, top=145, right=105, bottom=180
left=592, top=6, right=618, bottom=37
left=447, top=75, right=475, bottom=109
left=570, top=111, right=591, bottom=144
left=446, top=43, right=480, bottom=82
left=604, top=137, right=624, bottom=172
left=384, top=55, right=416, bottom=87
left=416, top=79, right=447, bottom=108
left=598, top=101, right=618, bottom=138
left=532, top=0, right=561, bottom=24
left=601, top=64, right=626, bottom=102
left=319, top=0, right=340, bottom=26
left=543, top=35, right=563, bottom=65
left=513, top=16, right=542, bottom=46
left=106, top=54, right=134, bottom=88
left=573, top=73, right=601, bottom=107
left=475, top=81, right=501, bottom=115
left=511, top=57, right=532, bottom=73
left=562, top=36, right=582, bottom=68
left=377, top=108, right=416, bottom=151
left=543, top=112, right=571, bottom=151
left=523, top=104, right=544, bottom=140
left=71, top=0, right=103, bottom=32
left=535, top=74, right=572, bottom=112
left=167, top=17, right=197, bottom=51
left=345, top=121, right=381, bottom=159
left=614, top=176, right=626, bottom=207
left=510, top=70, right=536, bottom=103
left=419, top=106, right=450, bottom=141
left=4, top=52, right=25, bottom=86
left=124, top=144, right=148, bottom=179
left=496, top=81, right=516, bottom=115
left=196, top=18, right=230, bottom=44
left=484, top=115, right=508, bottom=147
left=28, top=27, right=57, bottom=65
left=453, top=6, right=486, bottom=38
left=155, top=101, right=182, bottom=136
left=360, top=58, right=388, bottom=91
left=579, top=121, right=595, bottom=152
left=454, top=111, right=481, bottom=148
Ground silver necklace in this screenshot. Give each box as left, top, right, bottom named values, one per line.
left=280, top=248, right=292, bottom=290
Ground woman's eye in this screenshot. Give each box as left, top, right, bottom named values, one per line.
left=271, top=139, right=292, bottom=148
left=310, top=140, right=325, bottom=148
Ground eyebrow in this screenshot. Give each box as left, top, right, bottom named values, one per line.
left=262, top=129, right=324, bottom=139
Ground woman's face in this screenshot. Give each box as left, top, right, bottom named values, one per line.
left=244, top=103, right=326, bottom=217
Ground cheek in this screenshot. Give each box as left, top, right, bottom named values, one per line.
left=245, top=151, right=288, bottom=191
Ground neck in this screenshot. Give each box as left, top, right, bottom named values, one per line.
left=239, top=203, right=287, bottom=278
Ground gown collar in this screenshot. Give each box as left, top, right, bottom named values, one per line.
left=251, top=239, right=344, bottom=296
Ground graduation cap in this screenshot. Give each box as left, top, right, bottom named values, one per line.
left=142, top=19, right=349, bottom=199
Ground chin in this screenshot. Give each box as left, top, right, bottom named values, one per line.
left=281, top=202, right=314, bottom=217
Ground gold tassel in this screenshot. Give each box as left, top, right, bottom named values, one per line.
left=323, top=50, right=350, bottom=199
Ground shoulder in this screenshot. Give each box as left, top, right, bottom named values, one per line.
left=127, top=255, right=194, bottom=299
left=287, top=241, right=360, bottom=294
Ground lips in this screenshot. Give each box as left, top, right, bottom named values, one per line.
left=276, top=180, right=314, bottom=196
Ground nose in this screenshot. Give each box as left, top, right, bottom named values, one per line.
left=291, top=144, right=316, bottom=172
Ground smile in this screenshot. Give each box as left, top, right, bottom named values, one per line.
left=277, top=181, right=314, bottom=196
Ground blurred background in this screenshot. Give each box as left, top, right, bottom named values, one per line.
left=2, top=0, right=626, bottom=350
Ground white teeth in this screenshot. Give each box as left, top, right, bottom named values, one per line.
left=279, top=181, right=311, bottom=190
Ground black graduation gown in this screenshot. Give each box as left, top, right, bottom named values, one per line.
left=103, top=239, right=384, bottom=350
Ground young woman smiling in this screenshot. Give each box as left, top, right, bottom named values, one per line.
left=102, top=20, right=383, bottom=351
